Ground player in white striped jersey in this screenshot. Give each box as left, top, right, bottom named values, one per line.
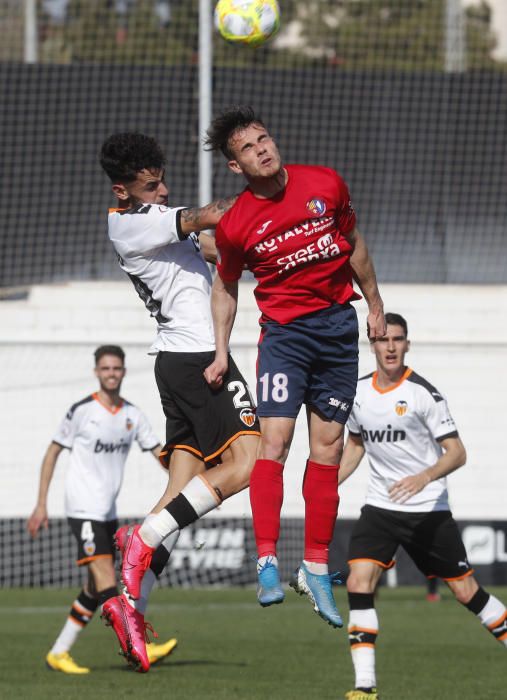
left=99, top=132, right=260, bottom=672
left=27, top=345, right=176, bottom=673
left=340, top=313, right=507, bottom=700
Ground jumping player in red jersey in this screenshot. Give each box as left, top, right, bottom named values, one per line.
left=203, top=106, right=385, bottom=627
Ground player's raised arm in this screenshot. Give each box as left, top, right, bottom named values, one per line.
left=339, top=432, right=366, bottom=485
left=179, top=194, right=238, bottom=235
left=198, top=233, right=218, bottom=264
left=345, top=227, right=385, bottom=341
left=27, top=442, right=64, bottom=538
left=204, top=276, right=238, bottom=388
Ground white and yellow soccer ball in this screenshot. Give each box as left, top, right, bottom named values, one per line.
left=214, top=0, right=280, bottom=48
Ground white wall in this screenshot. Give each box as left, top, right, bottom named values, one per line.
left=1, top=281, right=506, bottom=520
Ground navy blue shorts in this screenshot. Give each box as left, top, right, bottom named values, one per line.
left=256, top=303, right=358, bottom=423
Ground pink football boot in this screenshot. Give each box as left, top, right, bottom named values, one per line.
left=102, top=594, right=157, bottom=673
left=117, top=524, right=155, bottom=600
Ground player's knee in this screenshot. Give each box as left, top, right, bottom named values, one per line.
left=309, top=436, right=344, bottom=465
left=217, top=436, right=258, bottom=495
left=346, top=578, right=368, bottom=594
left=449, top=577, right=479, bottom=605
left=260, top=435, right=290, bottom=463
left=346, top=571, right=376, bottom=594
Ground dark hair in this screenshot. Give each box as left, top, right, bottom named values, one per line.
left=99, top=132, right=166, bottom=183
left=204, top=105, right=266, bottom=158
left=385, top=312, right=408, bottom=337
left=94, top=345, right=125, bottom=365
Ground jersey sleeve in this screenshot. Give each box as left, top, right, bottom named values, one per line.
left=334, top=172, right=357, bottom=236
left=109, top=205, right=187, bottom=257
left=134, top=411, right=161, bottom=452
left=52, top=406, right=80, bottom=449
left=346, top=407, right=361, bottom=436
left=422, top=391, right=459, bottom=442
left=215, top=220, right=246, bottom=282
left=215, top=222, right=245, bottom=282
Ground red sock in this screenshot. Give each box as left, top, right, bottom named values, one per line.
left=249, top=459, right=284, bottom=558
left=303, top=460, right=340, bottom=563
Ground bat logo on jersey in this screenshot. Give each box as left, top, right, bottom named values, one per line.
left=126, top=417, right=133, bottom=431
left=239, top=408, right=256, bottom=427
left=306, top=198, right=326, bottom=216
left=395, top=400, right=408, bottom=416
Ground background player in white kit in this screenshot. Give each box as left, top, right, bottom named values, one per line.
left=27, top=345, right=176, bottom=674
left=339, top=313, right=507, bottom=700
left=99, top=132, right=260, bottom=672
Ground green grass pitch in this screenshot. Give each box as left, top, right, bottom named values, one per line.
left=1, top=586, right=506, bottom=699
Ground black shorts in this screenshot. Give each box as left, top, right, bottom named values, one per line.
left=347, top=505, right=473, bottom=581
left=155, top=351, right=261, bottom=467
left=68, top=517, right=118, bottom=566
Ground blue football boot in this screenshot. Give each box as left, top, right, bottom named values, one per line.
left=289, top=562, right=343, bottom=627
left=256, top=557, right=285, bottom=607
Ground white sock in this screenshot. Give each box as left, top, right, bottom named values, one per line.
left=139, top=476, right=220, bottom=548
left=50, top=618, right=83, bottom=655
left=303, top=560, right=328, bottom=575
left=348, top=608, right=379, bottom=689
left=181, top=475, right=222, bottom=516
left=257, top=555, right=278, bottom=572
left=477, top=594, right=507, bottom=647
left=139, top=511, right=178, bottom=548
left=477, top=594, right=506, bottom=626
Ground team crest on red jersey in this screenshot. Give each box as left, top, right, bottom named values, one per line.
left=240, top=408, right=256, bottom=427
left=395, top=400, right=408, bottom=416
left=306, top=198, right=326, bottom=216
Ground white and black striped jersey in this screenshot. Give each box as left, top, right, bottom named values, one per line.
left=108, top=204, right=215, bottom=353
left=53, top=393, right=160, bottom=521
left=347, top=367, right=459, bottom=512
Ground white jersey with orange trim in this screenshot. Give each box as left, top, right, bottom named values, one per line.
left=53, top=394, right=160, bottom=521
left=108, top=204, right=215, bottom=354
left=347, top=367, right=459, bottom=512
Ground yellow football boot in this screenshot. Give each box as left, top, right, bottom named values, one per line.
left=146, top=638, right=178, bottom=665
left=46, top=651, right=90, bottom=674
left=345, top=689, right=379, bottom=700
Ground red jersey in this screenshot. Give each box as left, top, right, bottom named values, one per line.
left=216, top=164, right=360, bottom=324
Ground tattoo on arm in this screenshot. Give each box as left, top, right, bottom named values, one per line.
left=180, top=194, right=238, bottom=230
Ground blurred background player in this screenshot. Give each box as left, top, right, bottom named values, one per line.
left=340, top=313, right=507, bottom=700
left=27, top=345, right=176, bottom=674
left=203, top=105, right=385, bottom=627
left=99, top=132, right=260, bottom=671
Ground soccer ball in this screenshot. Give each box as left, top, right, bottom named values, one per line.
left=214, top=0, right=280, bottom=48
